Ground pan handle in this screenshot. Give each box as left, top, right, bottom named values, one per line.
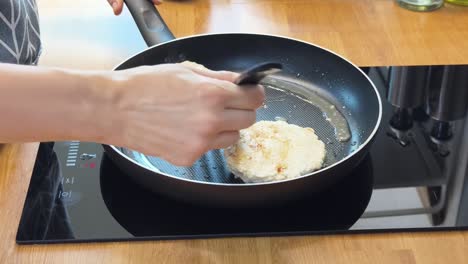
left=123, top=0, right=175, bottom=46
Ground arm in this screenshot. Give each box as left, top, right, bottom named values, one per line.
left=0, top=63, right=265, bottom=166
left=0, top=63, right=111, bottom=143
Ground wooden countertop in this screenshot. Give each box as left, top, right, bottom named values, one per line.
left=1, top=0, right=468, bottom=263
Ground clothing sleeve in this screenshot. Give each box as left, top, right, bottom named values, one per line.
left=0, top=0, right=42, bottom=65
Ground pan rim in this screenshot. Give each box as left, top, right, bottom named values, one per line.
left=107, top=32, right=383, bottom=187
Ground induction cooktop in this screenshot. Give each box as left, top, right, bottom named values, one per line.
left=16, top=66, right=468, bottom=244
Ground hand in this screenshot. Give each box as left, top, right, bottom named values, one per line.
left=105, top=63, right=265, bottom=166
left=107, top=0, right=163, bottom=15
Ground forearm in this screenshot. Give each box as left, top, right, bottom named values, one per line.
left=0, top=63, right=115, bottom=143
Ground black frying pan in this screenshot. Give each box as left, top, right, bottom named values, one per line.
left=102, top=0, right=382, bottom=208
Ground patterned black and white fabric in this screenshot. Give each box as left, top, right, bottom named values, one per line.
left=0, top=0, right=41, bottom=65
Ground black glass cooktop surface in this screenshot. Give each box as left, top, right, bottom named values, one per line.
left=16, top=67, right=468, bottom=244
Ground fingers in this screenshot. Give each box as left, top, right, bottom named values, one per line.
left=195, top=69, right=240, bottom=83
left=180, top=61, right=240, bottom=82
left=221, top=110, right=256, bottom=131
left=109, top=0, right=162, bottom=16
left=210, top=131, right=240, bottom=149
left=108, top=0, right=123, bottom=15
left=178, top=61, right=265, bottom=111
left=223, top=84, right=265, bottom=110
left=209, top=110, right=256, bottom=150
left=200, top=79, right=264, bottom=111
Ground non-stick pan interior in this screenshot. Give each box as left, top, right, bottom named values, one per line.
left=120, top=78, right=360, bottom=183
left=113, top=33, right=380, bottom=184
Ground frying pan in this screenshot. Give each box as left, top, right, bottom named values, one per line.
left=102, top=0, right=382, bottom=208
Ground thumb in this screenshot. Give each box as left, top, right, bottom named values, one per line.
left=108, top=0, right=124, bottom=15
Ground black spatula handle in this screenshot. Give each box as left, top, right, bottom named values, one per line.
left=234, top=62, right=283, bottom=86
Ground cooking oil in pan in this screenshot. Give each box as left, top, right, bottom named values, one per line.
left=261, top=81, right=351, bottom=143
left=274, top=116, right=288, bottom=122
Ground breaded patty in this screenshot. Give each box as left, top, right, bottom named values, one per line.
left=224, top=120, right=326, bottom=183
